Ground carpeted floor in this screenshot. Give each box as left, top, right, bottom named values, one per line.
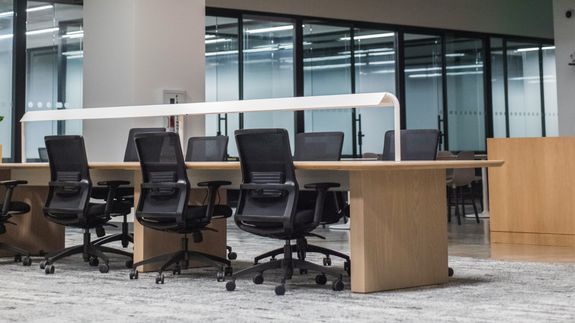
left=0, top=226, right=574, bottom=322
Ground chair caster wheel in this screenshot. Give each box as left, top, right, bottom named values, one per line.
left=299, top=269, right=308, bottom=275
left=217, top=271, right=226, bottom=282
left=22, top=256, right=32, bottom=267
left=224, top=266, right=233, bottom=276
left=228, top=252, right=237, bottom=260
left=226, top=280, right=236, bottom=291
left=129, top=269, right=139, bottom=280
left=344, top=261, right=351, bottom=275
left=156, top=273, right=165, bottom=284
left=323, top=257, right=332, bottom=266
left=39, top=261, right=47, bottom=270
left=121, top=240, right=129, bottom=248
left=45, top=264, right=55, bottom=275
left=95, top=226, right=105, bottom=238
left=332, top=279, right=344, bottom=291
left=14, top=255, right=22, bottom=263
left=253, top=273, right=264, bottom=285
left=99, top=263, right=109, bottom=273
left=448, top=267, right=454, bottom=277
left=172, top=267, right=181, bottom=276
left=315, top=274, right=327, bottom=285
left=125, top=260, right=133, bottom=269
left=275, top=284, right=286, bottom=296
left=88, top=257, right=99, bottom=267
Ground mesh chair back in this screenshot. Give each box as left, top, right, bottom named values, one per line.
left=44, top=136, right=91, bottom=215
left=185, top=136, right=228, bottom=162
left=38, top=147, right=49, bottom=162
left=382, top=129, right=440, bottom=161
left=134, top=132, right=189, bottom=223
left=452, top=151, right=476, bottom=187
left=235, top=129, right=298, bottom=219
left=124, top=128, right=166, bottom=162
left=294, top=132, right=343, bottom=161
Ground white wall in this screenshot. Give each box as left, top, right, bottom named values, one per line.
left=207, top=0, right=554, bottom=39
left=554, top=0, right=575, bottom=136
left=83, top=0, right=205, bottom=161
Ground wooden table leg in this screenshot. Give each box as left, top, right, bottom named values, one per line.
left=349, top=169, right=448, bottom=293
left=133, top=173, right=227, bottom=272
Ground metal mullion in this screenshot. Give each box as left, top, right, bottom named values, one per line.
left=396, top=32, right=406, bottom=130
left=502, top=40, right=510, bottom=137
left=12, top=0, right=27, bottom=163
left=294, top=18, right=304, bottom=133
left=441, top=35, right=449, bottom=151
left=538, top=45, right=546, bottom=137
left=350, top=27, right=358, bottom=157
left=483, top=37, right=494, bottom=144
left=238, top=16, right=244, bottom=129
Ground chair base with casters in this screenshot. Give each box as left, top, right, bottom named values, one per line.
left=129, top=233, right=232, bottom=284
left=226, top=239, right=345, bottom=296
left=0, top=242, right=33, bottom=266
left=0, top=180, right=33, bottom=266
left=39, top=229, right=133, bottom=274
left=253, top=237, right=350, bottom=275
left=92, top=214, right=134, bottom=248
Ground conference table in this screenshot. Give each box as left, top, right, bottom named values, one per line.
left=0, top=159, right=503, bottom=293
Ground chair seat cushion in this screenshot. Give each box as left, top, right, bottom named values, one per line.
left=242, top=209, right=314, bottom=229
left=0, top=201, right=31, bottom=215
left=91, top=186, right=135, bottom=200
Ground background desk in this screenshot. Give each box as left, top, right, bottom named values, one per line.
left=488, top=137, right=575, bottom=247
left=0, top=160, right=502, bottom=293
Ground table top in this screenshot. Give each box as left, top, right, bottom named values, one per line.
left=0, top=160, right=503, bottom=171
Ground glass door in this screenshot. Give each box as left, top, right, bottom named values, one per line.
left=445, top=35, right=486, bottom=151
left=404, top=33, right=445, bottom=148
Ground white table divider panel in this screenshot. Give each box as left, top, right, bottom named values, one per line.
left=20, top=92, right=401, bottom=162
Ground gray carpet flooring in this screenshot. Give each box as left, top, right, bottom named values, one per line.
left=1, top=226, right=574, bottom=322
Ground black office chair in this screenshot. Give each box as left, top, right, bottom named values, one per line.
left=225, top=129, right=345, bottom=296
left=90, top=128, right=166, bottom=250
left=129, top=132, right=232, bottom=284
left=38, top=147, right=48, bottom=162
left=40, top=136, right=133, bottom=274
left=381, top=129, right=440, bottom=161
left=252, top=132, right=351, bottom=271
left=0, top=180, right=33, bottom=266
left=186, top=136, right=237, bottom=260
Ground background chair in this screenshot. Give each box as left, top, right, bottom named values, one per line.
left=40, top=136, right=133, bottom=274
left=91, top=127, right=166, bottom=250
left=225, top=129, right=345, bottom=296
left=381, top=129, right=440, bottom=161
left=186, top=136, right=237, bottom=260
left=253, top=132, right=350, bottom=272
left=0, top=180, right=33, bottom=266
left=130, top=132, right=231, bottom=284
left=448, top=151, right=480, bottom=225
left=38, top=147, right=48, bottom=162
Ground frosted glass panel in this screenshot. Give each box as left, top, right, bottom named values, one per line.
left=491, top=38, right=507, bottom=138
left=543, top=46, right=558, bottom=137
left=243, top=17, right=295, bottom=148
left=205, top=16, right=240, bottom=157
left=354, top=28, right=396, bottom=155
left=507, top=42, right=542, bottom=138
left=446, top=36, right=485, bottom=151
left=25, top=2, right=83, bottom=161
left=404, top=34, right=444, bottom=148
left=303, top=23, right=353, bottom=155
left=0, top=0, right=13, bottom=160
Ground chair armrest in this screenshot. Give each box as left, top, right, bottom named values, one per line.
left=0, top=180, right=28, bottom=188
left=197, top=181, right=231, bottom=188
left=97, top=180, right=130, bottom=187
left=304, top=182, right=340, bottom=190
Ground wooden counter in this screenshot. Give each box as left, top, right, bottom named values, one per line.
left=488, top=137, right=575, bottom=247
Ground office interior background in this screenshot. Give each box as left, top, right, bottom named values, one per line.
left=0, top=0, right=560, bottom=161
